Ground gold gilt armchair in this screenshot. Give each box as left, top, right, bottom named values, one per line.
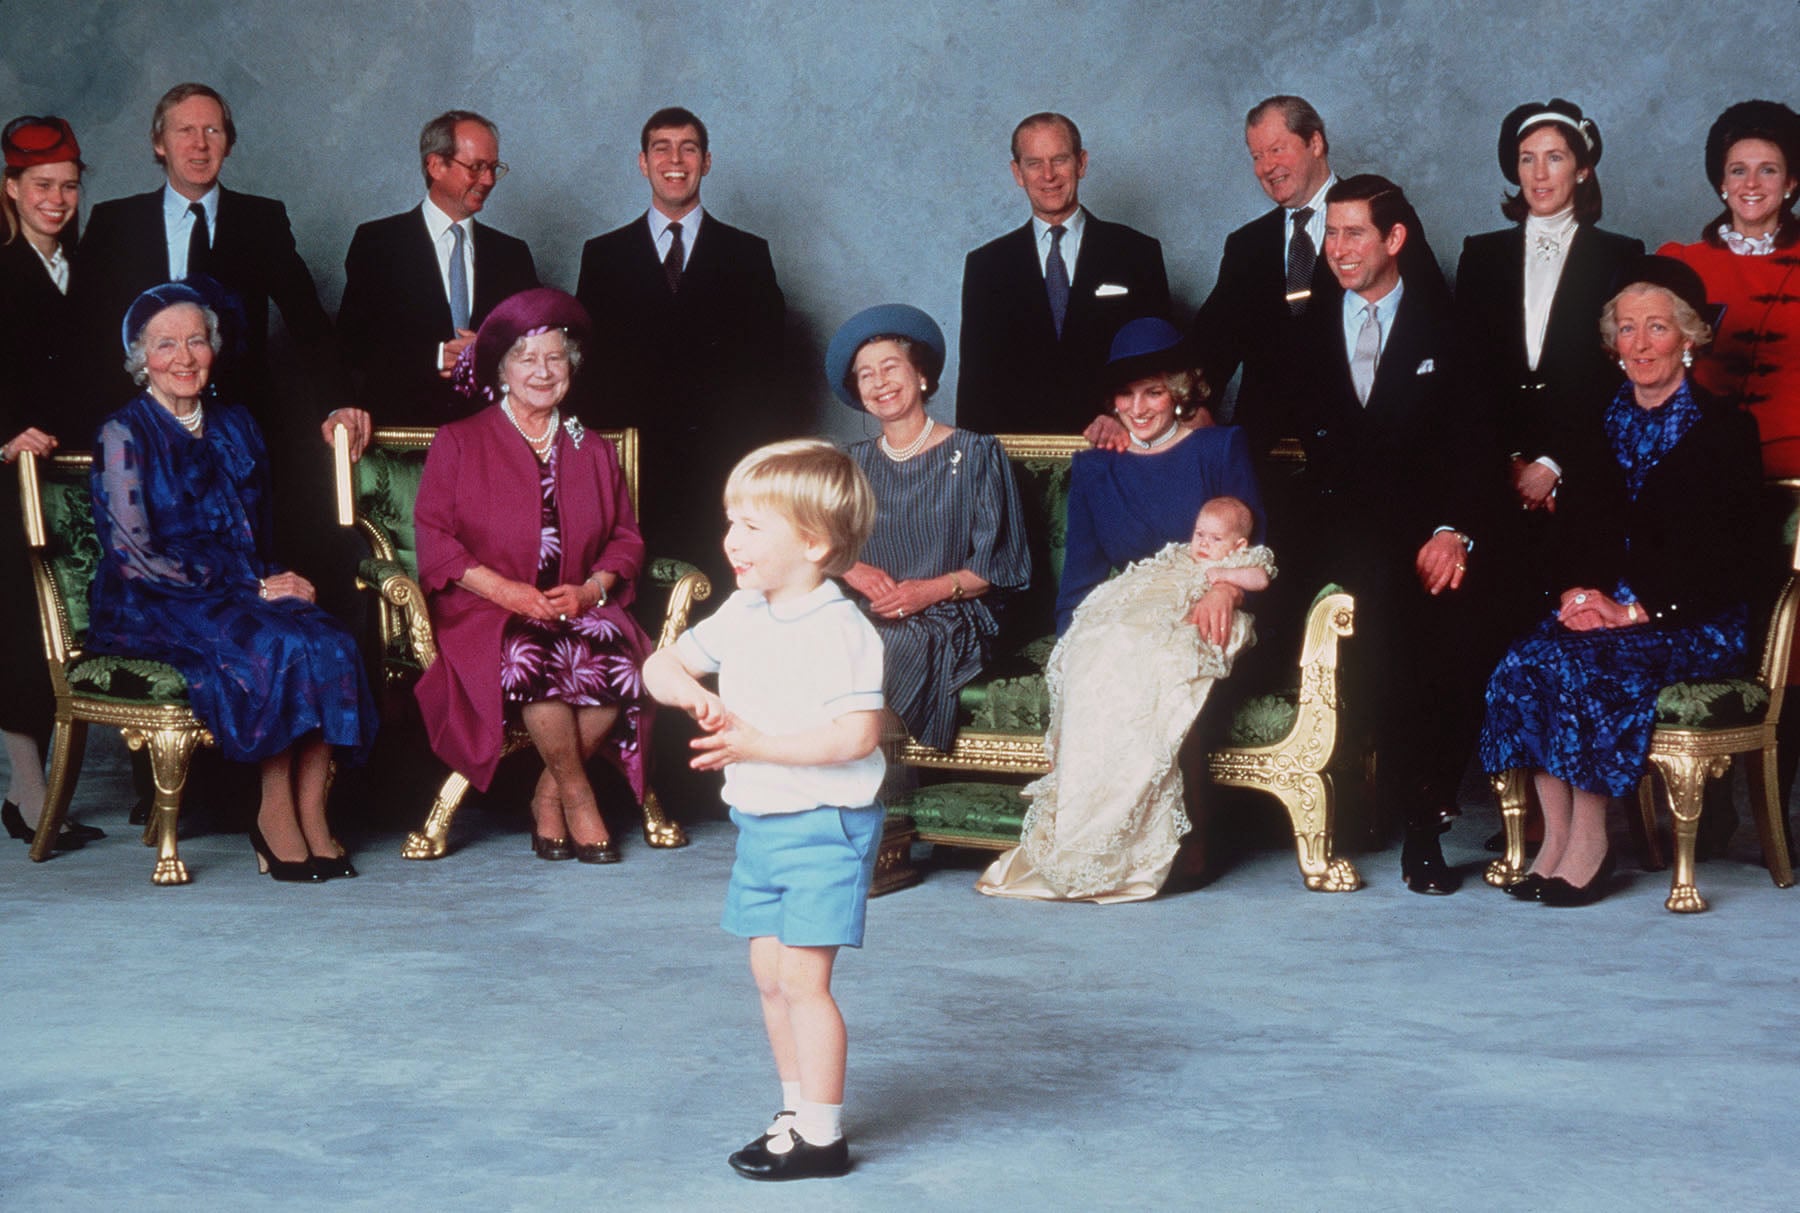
left=18, top=451, right=214, bottom=885
left=1488, top=481, right=1800, bottom=912
left=886, top=433, right=1363, bottom=894
left=332, top=425, right=711, bottom=859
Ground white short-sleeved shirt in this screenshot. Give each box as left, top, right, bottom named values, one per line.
left=676, top=581, right=886, bottom=815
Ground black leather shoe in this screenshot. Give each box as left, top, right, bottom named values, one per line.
left=1540, top=849, right=1617, bottom=907
left=728, top=1111, right=796, bottom=1171
left=249, top=824, right=326, bottom=883
left=312, top=850, right=358, bottom=880
left=531, top=832, right=573, bottom=861
left=728, top=1128, right=849, bottom=1181
left=1402, top=832, right=1461, bottom=895
left=1504, top=873, right=1548, bottom=901
left=573, top=837, right=620, bottom=864
left=2, top=800, right=88, bottom=851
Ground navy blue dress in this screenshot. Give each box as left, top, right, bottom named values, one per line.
left=1055, top=426, right=1265, bottom=635
left=1479, top=383, right=1751, bottom=796
left=87, top=394, right=377, bottom=764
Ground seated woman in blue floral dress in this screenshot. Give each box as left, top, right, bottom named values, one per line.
left=88, top=283, right=378, bottom=881
left=1480, top=257, right=1762, bottom=906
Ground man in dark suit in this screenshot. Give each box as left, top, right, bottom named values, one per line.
left=1287, top=175, right=1507, bottom=895
left=332, top=110, right=538, bottom=446
left=574, top=106, right=785, bottom=572
left=73, top=82, right=336, bottom=433
left=957, top=112, right=1169, bottom=436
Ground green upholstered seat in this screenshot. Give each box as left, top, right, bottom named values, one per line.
left=1654, top=679, right=1770, bottom=729
left=890, top=782, right=1029, bottom=843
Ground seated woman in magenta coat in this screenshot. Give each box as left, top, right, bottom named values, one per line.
left=414, top=288, right=653, bottom=865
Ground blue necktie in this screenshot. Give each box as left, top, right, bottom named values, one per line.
left=1046, top=224, right=1070, bottom=338
left=448, top=223, right=470, bottom=331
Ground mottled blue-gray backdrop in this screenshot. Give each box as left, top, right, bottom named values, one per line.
left=5, top=0, right=1794, bottom=438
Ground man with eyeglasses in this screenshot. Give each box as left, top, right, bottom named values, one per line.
left=334, top=109, right=538, bottom=438
left=956, top=111, right=1169, bottom=436
left=73, top=81, right=337, bottom=430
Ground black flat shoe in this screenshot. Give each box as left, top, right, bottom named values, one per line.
left=1504, top=873, right=1548, bottom=901
left=1402, top=831, right=1461, bottom=895
left=573, top=837, right=620, bottom=864
left=1540, top=850, right=1618, bottom=908
left=249, top=824, right=326, bottom=883
left=2, top=800, right=88, bottom=851
left=728, top=1128, right=849, bottom=1181
left=531, top=832, right=573, bottom=861
left=728, top=1111, right=796, bottom=1171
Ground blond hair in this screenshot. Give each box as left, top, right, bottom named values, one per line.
left=1199, top=495, right=1255, bottom=541
left=723, top=439, right=877, bottom=577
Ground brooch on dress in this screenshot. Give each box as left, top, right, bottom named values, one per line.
left=564, top=417, right=587, bottom=449
left=949, top=448, right=963, bottom=476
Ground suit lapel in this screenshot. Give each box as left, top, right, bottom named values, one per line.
left=1006, top=221, right=1056, bottom=336
left=1364, top=291, right=1432, bottom=418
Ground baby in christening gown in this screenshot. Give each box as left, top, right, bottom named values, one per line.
left=977, top=496, right=1274, bottom=903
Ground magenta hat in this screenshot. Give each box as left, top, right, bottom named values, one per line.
left=453, top=287, right=591, bottom=402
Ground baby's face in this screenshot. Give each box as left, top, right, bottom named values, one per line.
left=1189, top=508, right=1250, bottom=561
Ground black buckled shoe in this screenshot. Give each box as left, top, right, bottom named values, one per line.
left=728, top=1127, right=849, bottom=1181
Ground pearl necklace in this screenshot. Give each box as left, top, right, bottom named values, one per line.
left=879, top=417, right=935, bottom=462
left=502, top=400, right=558, bottom=459
left=174, top=403, right=204, bottom=434
left=1129, top=422, right=1179, bottom=451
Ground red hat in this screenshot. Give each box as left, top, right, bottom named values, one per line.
left=2, top=116, right=82, bottom=169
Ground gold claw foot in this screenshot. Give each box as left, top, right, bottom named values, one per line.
left=1303, top=858, right=1363, bottom=892
left=643, top=819, right=688, bottom=848
left=1666, top=883, right=1708, bottom=913
left=1485, top=859, right=1528, bottom=888
left=150, top=857, right=191, bottom=886
left=401, top=831, right=447, bottom=860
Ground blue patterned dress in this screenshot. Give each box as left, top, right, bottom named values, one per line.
left=87, top=394, right=377, bottom=763
left=1479, top=383, right=1749, bottom=796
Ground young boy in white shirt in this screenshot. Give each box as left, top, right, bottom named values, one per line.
left=643, top=439, right=885, bottom=1181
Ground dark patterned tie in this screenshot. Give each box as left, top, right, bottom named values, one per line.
left=1046, top=224, right=1070, bottom=338
left=186, top=202, right=210, bottom=278
left=663, top=221, right=684, bottom=295
left=1285, top=206, right=1315, bottom=316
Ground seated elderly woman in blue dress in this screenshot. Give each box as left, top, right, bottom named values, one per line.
left=87, top=282, right=377, bottom=882
left=825, top=304, right=1030, bottom=752
left=1480, top=256, right=1762, bottom=906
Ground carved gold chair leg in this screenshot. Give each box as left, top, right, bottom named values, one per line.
left=639, top=788, right=687, bottom=848
left=403, top=770, right=472, bottom=860
left=1744, top=747, right=1795, bottom=888
left=125, top=726, right=202, bottom=887
left=28, top=718, right=88, bottom=863
left=1649, top=751, right=1728, bottom=913
left=1210, top=753, right=1360, bottom=892
left=1485, top=768, right=1531, bottom=888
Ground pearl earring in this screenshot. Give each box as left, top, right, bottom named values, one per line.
left=1681, top=349, right=1693, bottom=368
left=919, top=381, right=928, bottom=391
left=1722, top=191, right=1730, bottom=202
left=501, top=382, right=510, bottom=395
left=1618, top=358, right=1628, bottom=372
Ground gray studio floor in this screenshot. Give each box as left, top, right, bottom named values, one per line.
left=4, top=733, right=1797, bottom=1213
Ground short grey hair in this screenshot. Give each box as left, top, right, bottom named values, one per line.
left=495, top=329, right=584, bottom=391
left=1599, top=285, right=1713, bottom=355
left=419, top=110, right=498, bottom=184
left=123, top=303, right=223, bottom=385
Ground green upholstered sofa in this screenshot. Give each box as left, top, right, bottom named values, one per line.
left=885, top=434, right=1363, bottom=894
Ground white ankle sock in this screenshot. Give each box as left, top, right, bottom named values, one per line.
left=793, top=1098, right=843, bottom=1145
left=780, top=1081, right=802, bottom=1112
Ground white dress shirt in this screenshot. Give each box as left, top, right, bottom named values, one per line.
left=1031, top=207, right=1086, bottom=281
left=161, top=183, right=220, bottom=281
left=1284, top=174, right=1335, bottom=276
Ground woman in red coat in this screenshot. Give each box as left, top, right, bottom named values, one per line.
left=415, top=288, right=653, bottom=864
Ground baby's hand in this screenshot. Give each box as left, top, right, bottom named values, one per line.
left=690, top=711, right=764, bottom=770
left=687, top=691, right=728, bottom=732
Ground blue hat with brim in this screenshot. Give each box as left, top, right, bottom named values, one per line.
left=825, top=303, right=945, bottom=410
left=1099, top=317, right=1194, bottom=396
left=121, top=281, right=210, bottom=354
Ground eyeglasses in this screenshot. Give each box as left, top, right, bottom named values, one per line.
left=447, top=157, right=508, bottom=182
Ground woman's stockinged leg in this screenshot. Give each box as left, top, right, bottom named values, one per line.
left=523, top=701, right=613, bottom=847
left=2, top=730, right=46, bottom=825
left=1531, top=771, right=1574, bottom=877
left=1553, top=787, right=1612, bottom=886
left=293, top=735, right=335, bottom=854
left=258, top=749, right=307, bottom=861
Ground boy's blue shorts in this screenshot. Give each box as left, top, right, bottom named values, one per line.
left=722, top=805, right=886, bottom=948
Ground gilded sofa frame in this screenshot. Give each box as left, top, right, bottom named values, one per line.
left=1487, top=480, right=1800, bottom=912
left=893, top=433, right=1363, bottom=893
left=332, top=425, right=712, bottom=859
left=19, top=451, right=216, bottom=885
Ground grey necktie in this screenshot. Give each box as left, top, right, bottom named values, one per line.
left=1285, top=206, right=1315, bottom=316
left=448, top=222, right=470, bottom=332
left=1046, top=224, right=1070, bottom=338
left=663, top=221, right=684, bottom=294
left=1351, top=303, right=1381, bottom=405
left=186, top=202, right=210, bottom=278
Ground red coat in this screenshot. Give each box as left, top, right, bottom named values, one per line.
left=414, top=406, right=651, bottom=790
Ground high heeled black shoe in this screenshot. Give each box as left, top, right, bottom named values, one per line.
left=249, top=823, right=325, bottom=883
left=311, top=844, right=358, bottom=880
left=531, top=832, right=573, bottom=861
left=1539, top=848, right=1618, bottom=907
left=2, top=800, right=93, bottom=850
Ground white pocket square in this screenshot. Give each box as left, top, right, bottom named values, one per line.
left=1415, top=359, right=1435, bottom=375
left=1094, top=283, right=1129, bottom=297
